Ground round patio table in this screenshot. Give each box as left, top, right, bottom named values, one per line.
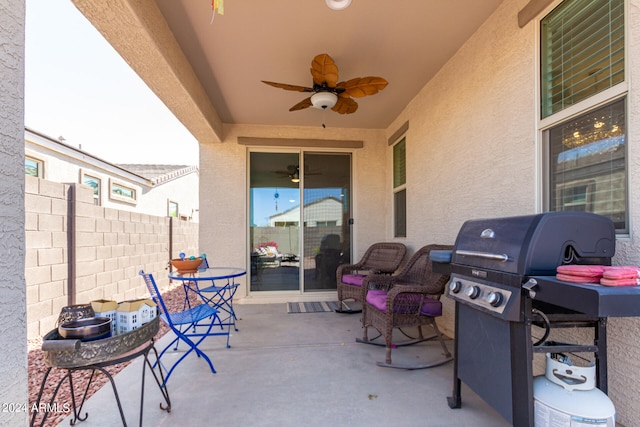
left=168, top=267, right=246, bottom=347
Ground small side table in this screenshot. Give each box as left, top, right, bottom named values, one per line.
left=31, top=317, right=170, bottom=427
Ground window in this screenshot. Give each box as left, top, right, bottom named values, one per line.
left=541, top=0, right=627, bottom=233
left=82, top=173, right=101, bottom=206
left=25, top=157, right=44, bottom=178
left=540, top=0, right=624, bottom=118
left=109, top=180, right=137, bottom=204
left=393, top=137, right=406, bottom=237
left=546, top=99, right=627, bottom=231
left=168, top=200, right=179, bottom=217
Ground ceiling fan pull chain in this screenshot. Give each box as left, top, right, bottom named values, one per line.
left=322, top=108, right=327, bottom=128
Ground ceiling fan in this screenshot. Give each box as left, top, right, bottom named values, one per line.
left=262, top=53, right=388, bottom=115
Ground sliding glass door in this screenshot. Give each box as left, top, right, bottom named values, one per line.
left=249, top=150, right=351, bottom=293
left=303, top=153, right=351, bottom=290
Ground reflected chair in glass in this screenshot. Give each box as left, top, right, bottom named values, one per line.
left=335, top=242, right=407, bottom=313
left=356, top=244, right=454, bottom=369
left=140, top=270, right=220, bottom=382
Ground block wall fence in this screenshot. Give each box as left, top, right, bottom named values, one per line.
left=25, top=176, right=198, bottom=338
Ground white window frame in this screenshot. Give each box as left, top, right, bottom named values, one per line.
left=392, top=135, right=407, bottom=238
left=168, top=200, right=179, bottom=218
left=109, top=179, right=138, bottom=205
left=537, top=0, right=628, bottom=235
left=25, top=156, right=44, bottom=178
left=80, top=170, right=102, bottom=206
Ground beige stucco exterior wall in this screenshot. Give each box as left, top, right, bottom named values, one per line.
left=383, top=0, right=640, bottom=423
left=199, top=124, right=391, bottom=303
left=25, top=175, right=199, bottom=338
left=0, top=0, right=28, bottom=424
left=387, top=0, right=537, bottom=334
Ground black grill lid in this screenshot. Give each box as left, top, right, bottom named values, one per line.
left=451, top=212, right=615, bottom=275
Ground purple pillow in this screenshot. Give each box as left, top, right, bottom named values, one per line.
left=365, top=290, right=388, bottom=311
left=366, top=289, right=442, bottom=316
left=342, top=274, right=366, bottom=286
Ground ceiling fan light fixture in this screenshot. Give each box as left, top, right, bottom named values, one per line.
left=310, top=92, right=338, bottom=109
left=326, top=0, right=352, bottom=10
left=290, top=170, right=300, bottom=183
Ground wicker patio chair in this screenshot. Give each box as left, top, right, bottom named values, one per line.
left=357, top=244, right=454, bottom=369
left=335, top=242, right=407, bottom=313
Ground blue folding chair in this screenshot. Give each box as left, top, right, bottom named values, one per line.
left=140, top=270, right=220, bottom=383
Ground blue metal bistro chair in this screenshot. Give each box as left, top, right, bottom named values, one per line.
left=140, top=270, right=220, bottom=383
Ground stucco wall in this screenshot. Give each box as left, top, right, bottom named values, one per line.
left=199, top=124, right=391, bottom=302
left=386, top=0, right=537, bottom=335
left=0, top=0, right=28, bottom=424
left=25, top=175, right=198, bottom=338
left=385, top=0, right=640, bottom=423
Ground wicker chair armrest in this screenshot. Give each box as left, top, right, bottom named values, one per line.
left=336, top=263, right=365, bottom=281
left=359, top=273, right=397, bottom=301
left=385, top=282, right=447, bottom=315
left=363, top=273, right=397, bottom=290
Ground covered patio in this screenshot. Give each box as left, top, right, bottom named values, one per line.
left=60, top=304, right=509, bottom=426
left=5, top=0, right=640, bottom=424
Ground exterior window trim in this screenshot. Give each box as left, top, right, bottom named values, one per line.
left=392, top=135, right=407, bottom=238
left=109, top=179, right=138, bottom=205
left=168, top=200, right=179, bottom=218
left=25, top=156, right=44, bottom=178
left=537, top=0, right=628, bottom=235
left=80, top=170, right=102, bottom=206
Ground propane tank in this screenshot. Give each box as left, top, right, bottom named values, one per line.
left=533, top=353, right=615, bottom=427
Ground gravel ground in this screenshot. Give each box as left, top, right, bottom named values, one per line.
left=28, top=285, right=192, bottom=427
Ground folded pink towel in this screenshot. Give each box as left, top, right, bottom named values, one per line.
left=556, top=273, right=602, bottom=284
left=600, top=277, right=640, bottom=287
left=602, top=266, right=640, bottom=280
left=556, top=265, right=606, bottom=277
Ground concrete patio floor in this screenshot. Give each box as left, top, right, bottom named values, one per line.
left=62, top=303, right=510, bottom=426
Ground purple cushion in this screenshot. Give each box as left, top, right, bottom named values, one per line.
left=342, top=274, right=366, bottom=286
left=366, top=289, right=442, bottom=316
left=420, top=299, right=443, bottom=316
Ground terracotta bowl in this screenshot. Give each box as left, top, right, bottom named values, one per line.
left=171, top=257, right=203, bottom=273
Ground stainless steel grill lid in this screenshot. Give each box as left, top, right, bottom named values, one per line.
left=451, top=211, right=615, bottom=276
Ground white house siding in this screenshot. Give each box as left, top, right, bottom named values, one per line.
left=0, top=0, right=28, bottom=424
left=384, top=0, right=640, bottom=423
left=25, top=129, right=200, bottom=220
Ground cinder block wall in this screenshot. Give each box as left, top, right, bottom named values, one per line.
left=25, top=176, right=198, bottom=338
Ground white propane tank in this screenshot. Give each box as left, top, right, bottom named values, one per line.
left=534, top=354, right=615, bottom=427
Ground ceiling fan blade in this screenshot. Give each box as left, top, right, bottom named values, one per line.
left=332, top=97, right=358, bottom=114
left=289, top=97, right=312, bottom=111
left=262, top=81, right=314, bottom=92
left=311, top=54, right=339, bottom=88
left=337, top=77, right=388, bottom=98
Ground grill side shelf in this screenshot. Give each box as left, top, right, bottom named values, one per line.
left=532, top=276, right=640, bottom=318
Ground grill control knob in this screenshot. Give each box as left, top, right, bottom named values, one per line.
left=465, top=285, right=481, bottom=299
left=486, top=291, right=504, bottom=307
left=449, top=281, right=462, bottom=294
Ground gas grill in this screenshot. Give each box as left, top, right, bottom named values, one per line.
left=432, top=211, right=640, bottom=426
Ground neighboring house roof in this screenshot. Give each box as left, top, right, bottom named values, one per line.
left=117, top=164, right=199, bottom=185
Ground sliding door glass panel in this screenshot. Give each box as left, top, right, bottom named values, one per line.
left=249, top=152, right=301, bottom=291
left=303, top=153, right=352, bottom=291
